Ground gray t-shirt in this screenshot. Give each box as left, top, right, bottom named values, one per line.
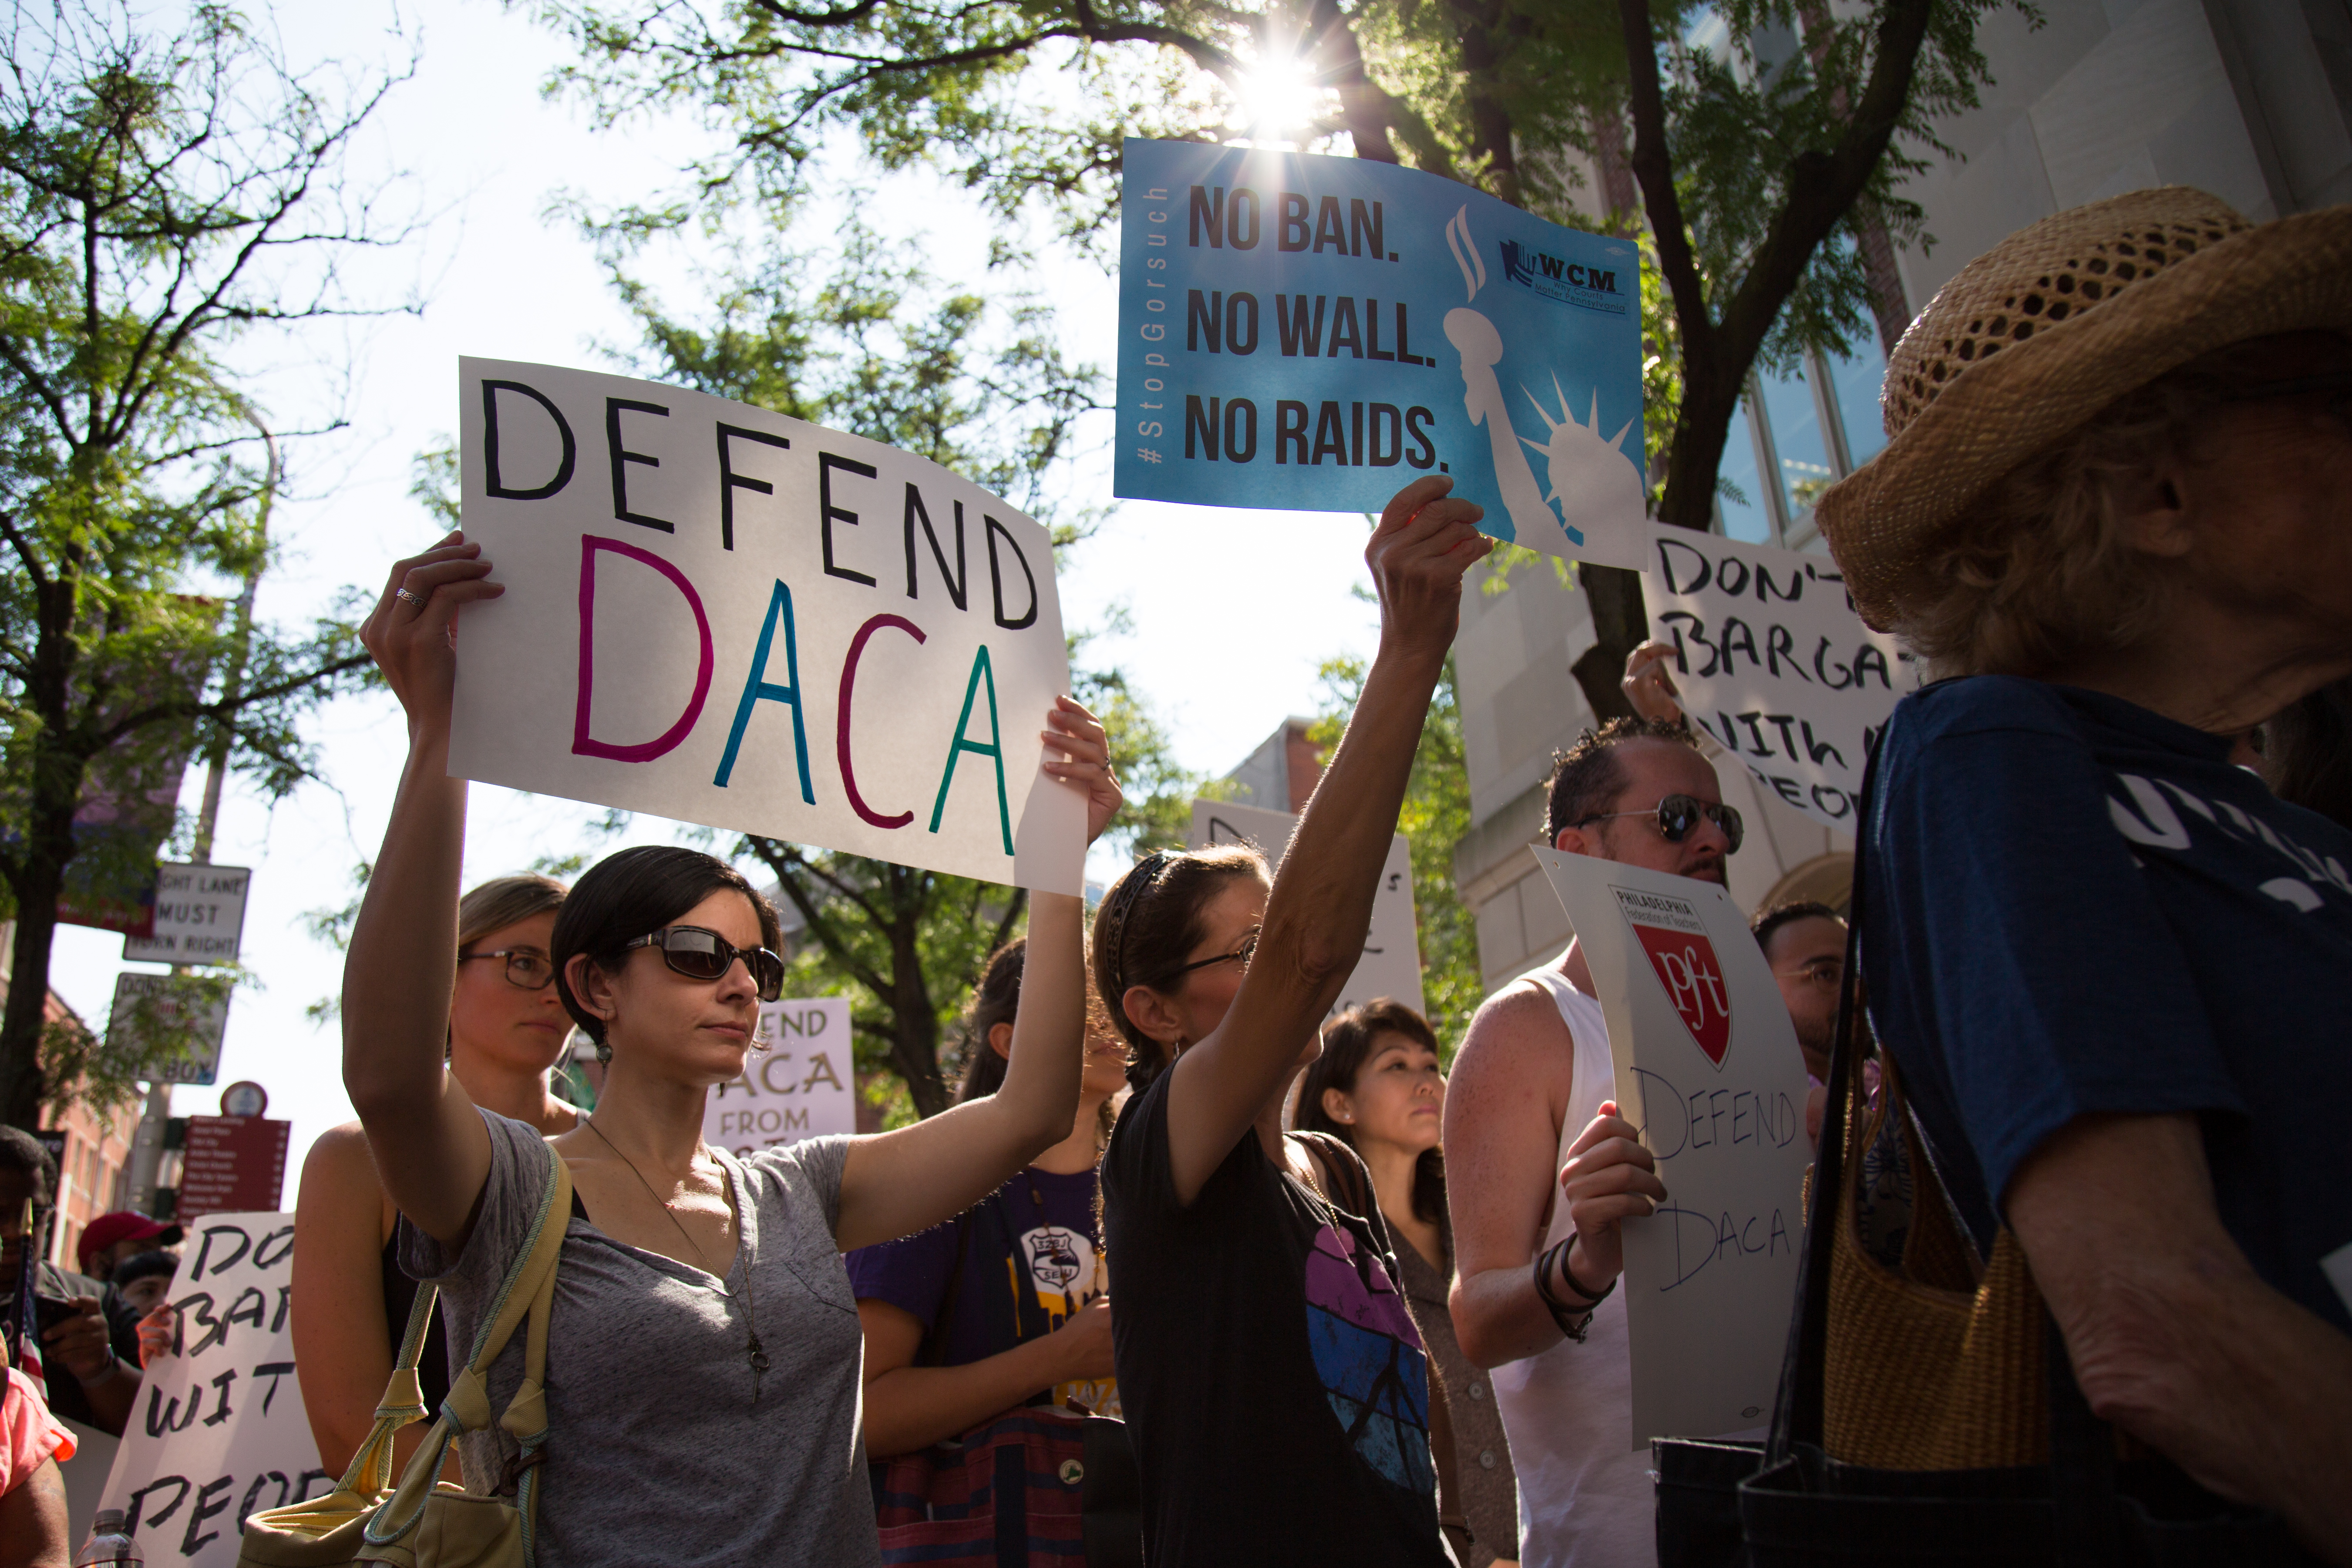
left=401, top=1108, right=879, bottom=1566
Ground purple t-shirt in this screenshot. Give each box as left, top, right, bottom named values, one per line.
left=845, top=1165, right=1116, bottom=1413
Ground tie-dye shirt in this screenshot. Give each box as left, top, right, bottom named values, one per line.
left=1102, top=1068, right=1448, bottom=1567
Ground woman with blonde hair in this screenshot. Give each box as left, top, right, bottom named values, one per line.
left=1817, top=187, right=2352, bottom=1557
left=290, top=872, right=576, bottom=1477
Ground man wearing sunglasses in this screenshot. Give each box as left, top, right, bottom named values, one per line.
left=1442, top=716, right=1737, bottom=1568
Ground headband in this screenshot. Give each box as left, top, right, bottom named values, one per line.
left=1102, top=850, right=1173, bottom=999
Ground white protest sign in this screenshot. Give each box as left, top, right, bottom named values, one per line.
left=99, top=1213, right=331, bottom=1567
left=1530, top=848, right=1811, bottom=1447
left=705, top=996, right=858, bottom=1154
left=106, top=972, right=231, bottom=1086
left=123, top=863, right=252, bottom=965
left=1641, top=524, right=1921, bottom=831
left=1187, top=798, right=1423, bottom=1018
left=451, top=358, right=1084, bottom=893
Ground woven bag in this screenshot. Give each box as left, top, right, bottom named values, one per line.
left=237, top=1143, right=570, bottom=1568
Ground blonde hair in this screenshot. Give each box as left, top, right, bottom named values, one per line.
left=458, top=874, right=568, bottom=955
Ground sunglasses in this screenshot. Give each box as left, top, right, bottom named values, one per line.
left=1575, top=794, right=1744, bottom=854
left=626, top=926, right=786, bottom=1002
left=2216, top=370, right=2352, bottom=416
left=460, top=948, right=557, bottom=990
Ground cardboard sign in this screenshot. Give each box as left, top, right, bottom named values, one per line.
left=1116, top=140, right=1645, bottom=568
left=1186, top=798, right=1423, bottom=1018
left=98, top=1214, right=332, bottom=1567
left=1641, top=525, right=1921, bottom=831
left=704, top=997, right=858, bottom=1155
left=176, top=1117, right=292, bottom=1219
left=105, top=973, right=231, bottom=1087
left=451, top=358, right=1085, bottom=895
left=1530, top=848, right=1812, bottom=1447
left=124, top=863, right=252, bottom=965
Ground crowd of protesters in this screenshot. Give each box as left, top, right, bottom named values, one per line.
left=5, top=185, right=2350, bottom=1568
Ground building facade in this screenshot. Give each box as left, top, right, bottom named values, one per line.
left=1450, top=0, right=2352, bottom=993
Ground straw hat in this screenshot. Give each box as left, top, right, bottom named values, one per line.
left=1816, top=187, right=2352, bottom=631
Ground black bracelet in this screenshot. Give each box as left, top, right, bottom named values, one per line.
left=1532, top=1237, right=1615, bottom=1343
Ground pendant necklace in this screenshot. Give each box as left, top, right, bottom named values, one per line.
left=582, top=1114, right=770, bottom=1402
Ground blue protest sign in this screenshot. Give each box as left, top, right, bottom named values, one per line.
left=1114, top=138, right=1647, bottom=567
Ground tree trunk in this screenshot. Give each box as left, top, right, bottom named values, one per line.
left=888, top=915, right=949, bottom=1118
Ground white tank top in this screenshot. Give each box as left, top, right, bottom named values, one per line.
left=1488, top=966, right=1656, bottom=1568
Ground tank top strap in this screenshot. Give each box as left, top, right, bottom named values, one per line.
left=1514, top=966, right=1618, bottom=1244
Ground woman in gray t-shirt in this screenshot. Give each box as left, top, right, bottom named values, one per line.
left=344, top=530, right=1123, bottom=1564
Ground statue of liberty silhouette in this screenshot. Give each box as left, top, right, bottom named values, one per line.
left=1442, top=205, right=1643, bottom=557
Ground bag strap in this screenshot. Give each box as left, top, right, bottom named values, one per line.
left=917, top=1207, right=977, bottom=1369
left=329, top=1273, right=443, bottom=1501
left=364, top=1138, right=573, bottom=1565
left=1289, top=1130, right=1375, bottom=1222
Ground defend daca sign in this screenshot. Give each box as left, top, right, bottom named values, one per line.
left=450, top=360, right=1085, bottom=894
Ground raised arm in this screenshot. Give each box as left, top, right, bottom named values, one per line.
left=834, top=698, right=1114, bottom=1252
left=342, top=533, right=504, bottom=1247
left=1161, top=475, right=1489, bottom=1202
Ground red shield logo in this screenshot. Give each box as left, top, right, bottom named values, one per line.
left=1632, top=925, right=1731, bottom=1067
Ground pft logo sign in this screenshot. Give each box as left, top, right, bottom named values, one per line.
left=1614, top=887, right=1733, bottom=1069
left=703, top=997, right=857, bottom=1151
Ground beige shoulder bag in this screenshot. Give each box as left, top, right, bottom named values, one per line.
left=239, top=1142, right=570, bottom=1568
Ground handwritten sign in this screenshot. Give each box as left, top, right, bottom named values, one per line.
left=1530, top=849, right=1811, bottom=1447
left=451, top=358, right=1085, bottom=894
left=1641, top=524, right=1921, bottom=831
left=1116, top=140, right=1645, bottom=568
left=98, top=1214, right=330, bottom=1568
left=1187, top=798, right=1423, bottom=1019
left=703, top=997, right=858, bottom=1154
left=123, top=863, right=252, bottom=965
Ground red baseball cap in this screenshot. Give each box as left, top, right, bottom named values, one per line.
left=76, top=1211, right=182, bottom=1275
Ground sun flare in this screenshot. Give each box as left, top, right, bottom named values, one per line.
left=1235, top=51, right=1322, bottom=140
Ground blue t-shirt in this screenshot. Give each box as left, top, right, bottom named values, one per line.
left=843, top=1164, right=1116, bottom=1414
left=1861, top=676, right=2352, bottom=1331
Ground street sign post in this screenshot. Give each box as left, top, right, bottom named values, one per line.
left=106, top=972, right=232, bottom=1087
left=175, top=1115, right=292, bottom=1219
left=122, top=862, right=252, bottom=965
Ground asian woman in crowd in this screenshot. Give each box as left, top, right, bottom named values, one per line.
left=290, top=872, right=576, bottom=1478
left=341, top=528, right=1118, bottom=1564
left=848, top=938, right=1124, bottom=1465
left=1294, top=1000, right=1520, bottom=1568
left=1093, top=473, right=1489, bottom=1568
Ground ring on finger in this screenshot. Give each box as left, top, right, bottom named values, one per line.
left=394, top=586, right=425, bottom=608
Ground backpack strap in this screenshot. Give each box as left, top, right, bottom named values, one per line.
left=366, top=1139, right=572, bottom=1565
left=1289, top=1130, right=1376, bottom=1222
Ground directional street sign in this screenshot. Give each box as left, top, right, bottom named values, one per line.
left=122, top=861, right=252, bottom=965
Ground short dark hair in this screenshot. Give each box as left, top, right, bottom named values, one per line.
left=552, top=845, right=782, bottom=1050
left=1545, top=717, right=1706, bottom=843
left=1292, top=1000, right=1447, bottom=1228
left=955, top=939, right=1027, bottom=1104
left=0, top=1125, right=55, bottom=1206
left=1751, top=899, right=1845, bottom=956
left=1091, top=845, right=1270, bottom=1094
left=111, top=1250, right=180, bottom=1288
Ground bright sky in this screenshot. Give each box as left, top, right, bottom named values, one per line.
left=39, top=0, right=1382, bottom=1203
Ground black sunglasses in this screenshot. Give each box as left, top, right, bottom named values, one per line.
left=459, top=948, right=557, bottom=991
left=2216, top=370, right=2352, bottom=414
left=626, top=926, right=786, bottom=1002
left=1576, top=794, right=1744, bottom=854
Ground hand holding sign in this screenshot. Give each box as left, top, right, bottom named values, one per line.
left=1557, top=1098, right=1667, bottom=1286
left=1369, top=474, right=1492, bottom=662
left=1039, top=695, right=1122, bottom=844
left=358, top=531, right=502, bottom=734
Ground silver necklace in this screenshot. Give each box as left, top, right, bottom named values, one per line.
left=582, top=1114, right=769, bottom=1402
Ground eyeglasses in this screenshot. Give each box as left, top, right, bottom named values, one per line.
left=1171, top=931, right=1258, bottom=978
left=459, top=949, right=557, bottom=990
left=626, top=926, right=786, bottom=1002
left=2216, top=370, right=2352, bottom=417
left=1576, top=794, right=1744, bottom=854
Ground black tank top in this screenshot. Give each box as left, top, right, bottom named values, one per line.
left=379, top=1235, right=452, bottom=1415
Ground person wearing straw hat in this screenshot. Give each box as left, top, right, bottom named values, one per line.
left=1817, top=186, right=2352, bottom=1560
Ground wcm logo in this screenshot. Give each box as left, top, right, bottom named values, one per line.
left=1498, top=239, right=1623, bottom=305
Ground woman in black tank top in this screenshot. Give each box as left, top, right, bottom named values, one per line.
left=290, top=875, right=582, bottom=1478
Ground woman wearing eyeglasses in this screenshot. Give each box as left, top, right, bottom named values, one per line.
left=1093, top=475, right=1490, bottom=1568
left=291, top=872, right=576, bottom=1480
left=341, top=531, right=1118, bottom=1565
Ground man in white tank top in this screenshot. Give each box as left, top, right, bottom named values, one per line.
left=1444, top=719, right=1737, bottom=1568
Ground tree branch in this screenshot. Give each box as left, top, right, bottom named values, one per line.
left=1617, top=0, right=1713, bottom=365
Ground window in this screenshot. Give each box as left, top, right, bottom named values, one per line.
left=1712, top=333, right=1889, bottom=550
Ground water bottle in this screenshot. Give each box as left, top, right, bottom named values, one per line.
left=73, top=1508, right=142, bottom=1567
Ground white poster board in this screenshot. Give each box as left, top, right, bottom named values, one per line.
left=704, top=997, right=858, bottom=1154
left=105, top=973, right=231, bottom=1087
left=1187, top=798, right=1423, bottom=1018
left=123, top=863, right=252, bottom=965
left=1641, top=524, right=1921, bottom=831
left=1530, top=848, right=1811, bottom=1447
left=451, top=358, right=1084, bottom=894
left=98, top=1213, right=330, bottom=1566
